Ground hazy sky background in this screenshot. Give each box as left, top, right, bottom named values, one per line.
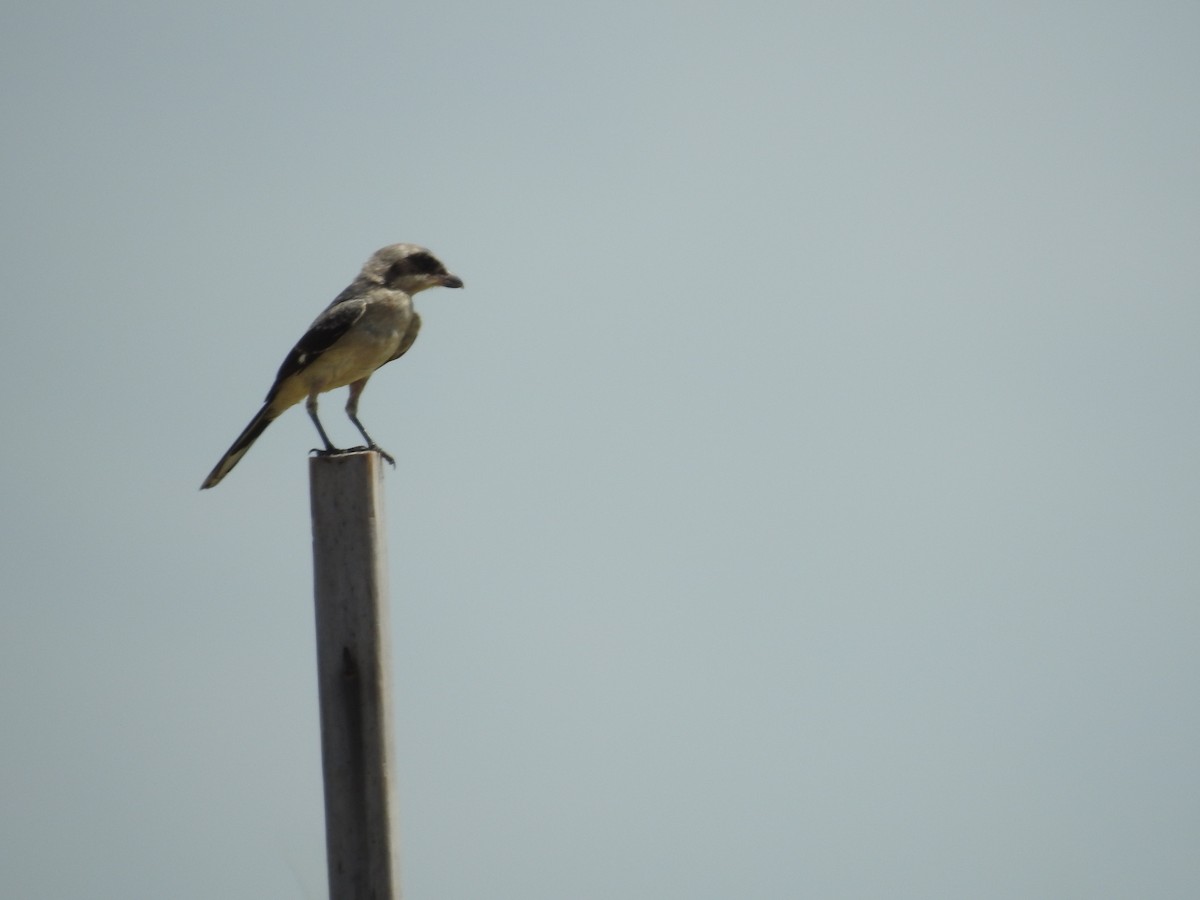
left=3, top=2, right=1199, bottom=898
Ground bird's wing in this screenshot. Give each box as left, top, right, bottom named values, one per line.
left=265, top=300, right=367, bottom=402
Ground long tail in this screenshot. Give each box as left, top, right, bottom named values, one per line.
left=200, top=404, right=277, bottom=489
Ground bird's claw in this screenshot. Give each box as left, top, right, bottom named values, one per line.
left=308, top=445, right=394, bottom=467
left=368, top=444, right=396, bottom=468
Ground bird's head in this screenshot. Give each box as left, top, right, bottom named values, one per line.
left=361, top=243, right=464, bottom=295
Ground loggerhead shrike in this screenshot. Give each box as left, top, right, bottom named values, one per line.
left=200, top=243, right=463, bottom=489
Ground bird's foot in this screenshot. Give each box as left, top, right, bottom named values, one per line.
left=309, top=445, right=394, bottom=467
left=367, top=443, right=396, bottom=468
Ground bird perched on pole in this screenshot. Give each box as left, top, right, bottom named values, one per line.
left=200, top=243, right=463, bottom=489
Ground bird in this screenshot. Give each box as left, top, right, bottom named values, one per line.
left=200, top=243, right=463, bottom=489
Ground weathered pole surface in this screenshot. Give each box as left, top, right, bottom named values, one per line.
left=309, top=451, right=399, bottom=900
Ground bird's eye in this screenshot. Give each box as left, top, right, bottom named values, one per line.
left=408, top=253, right=442, bottom=275
left=384, top=253, right=444, bottom=287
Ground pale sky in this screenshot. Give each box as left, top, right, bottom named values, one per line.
left=3, top=2, right=1199, bottom=898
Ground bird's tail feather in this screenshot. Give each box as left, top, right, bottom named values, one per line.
left=200, top=405, right=276, bottom=489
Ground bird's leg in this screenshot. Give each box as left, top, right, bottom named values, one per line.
left=306, top=393, right=341, bottom=456
left=346, top=379, right=395, bottom=467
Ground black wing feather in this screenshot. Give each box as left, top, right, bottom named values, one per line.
left=265, top=301, right=365, bottom=402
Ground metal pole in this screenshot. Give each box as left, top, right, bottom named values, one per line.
left=309, top=451, right=399, bottom=900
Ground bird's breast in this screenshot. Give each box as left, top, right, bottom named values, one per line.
left=303, top=300, right=412, bottom=392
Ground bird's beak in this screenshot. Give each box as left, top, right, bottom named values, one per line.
left=439, top=273, right=464, bottom=289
